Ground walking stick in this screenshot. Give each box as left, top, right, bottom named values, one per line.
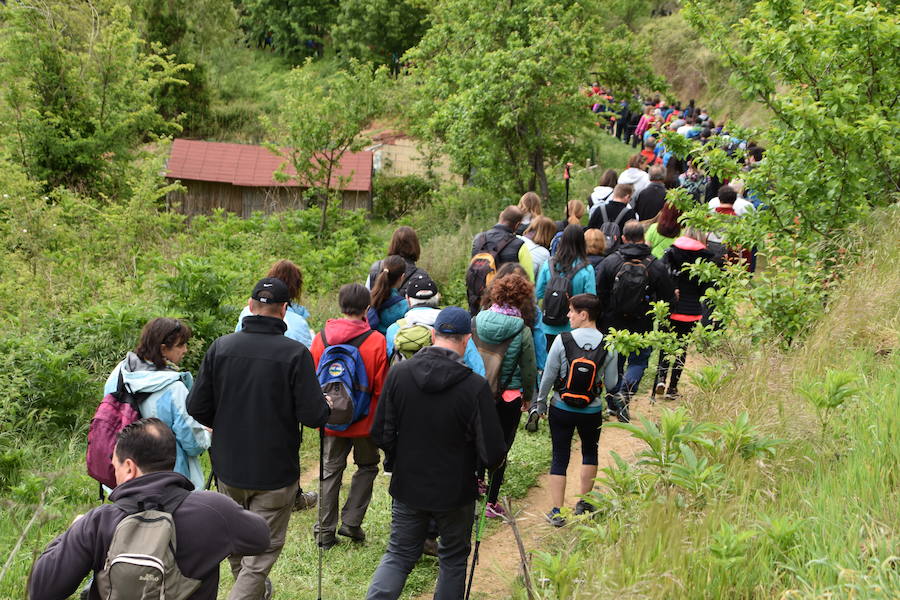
left=564, top=163, right=572, bottom=206
left=317, top=427, right=325, bottom=600
left=465, top=472, right=494, bottom=600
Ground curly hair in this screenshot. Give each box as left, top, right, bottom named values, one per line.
left=489, top=274, right=536, bottom=326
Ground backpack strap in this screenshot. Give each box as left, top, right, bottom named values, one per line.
left=345, top=330, right=375, bottom=349
left=612, top=205, right=630, bottom=227
left=599, top=202, right=610, bottom=224
left=492, top=233, right=517, bottom=258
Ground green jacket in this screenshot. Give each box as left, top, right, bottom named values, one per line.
left=472, top=309, right=536, bottom=405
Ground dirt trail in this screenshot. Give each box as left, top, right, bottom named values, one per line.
left=413, top=394, right=665, bottom=600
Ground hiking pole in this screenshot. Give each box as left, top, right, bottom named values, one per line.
left=564, top=163, right=572, bottom=206
left=317, top=427, right=325, bottom=600
left=465, top=471, right=494, bottom=600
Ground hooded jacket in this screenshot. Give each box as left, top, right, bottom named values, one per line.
left=384, top=306, right=486, bottom=375
left=472, top=309, right=536, bottom=405
left=104, top=353, right=210, bottom=490
left=28, top=471, right=270, bottom=600
left=662, top=236, right=717, bottom=319
left=310, top=318, right=388, bottom=438
left=618, top=167, right=650, bottom=198
left=595, top=243, right=676, bottom=334
left=371, top=346, right=506, bottom=511
left=187, top=315, right=331, bottom=490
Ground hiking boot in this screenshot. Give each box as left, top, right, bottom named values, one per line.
left=485, top=502, right=506, bottom=518
left=338, top=524, right=366, bottom=543
left=293, top=489, right=318, bottom=511
left=422, top=537, right=439, bottom=557
left=654, top=381, right=667, bottom=398
left=545, top=507, right=566, bottom=528
left=574, top=499, right=597, bottom=516
left=264, top=578, right=274, bottom=600
left=609, top=392, right=630, bottom=423
left=314, top=528, right=338, bottom=549
left=666, top=388, right=680, bottom=401
left=525, top=409, right=541, bottom=433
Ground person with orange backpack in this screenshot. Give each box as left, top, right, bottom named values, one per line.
left=467, top=206, right=535, bottom=314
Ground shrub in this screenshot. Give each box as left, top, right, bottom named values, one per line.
left=372, top=174, right=434, bottom=220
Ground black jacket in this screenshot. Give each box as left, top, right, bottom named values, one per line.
left=472, top=224, right=524, bottom=268
left=371, top=346, right=506, bottom=511
left=586, top=201, right=637, bottom=230
left=632, top=182, right=667, bottom=221
left=28, top=472, right=270, bottom=600
left=188, top=315, right=330, bottom=490
left=661, top=238, right=717, bottom=317
left=595, top=243, right=676, bottom=334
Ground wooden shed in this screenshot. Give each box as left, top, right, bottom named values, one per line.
left=165, top=139, right=374, bottom=217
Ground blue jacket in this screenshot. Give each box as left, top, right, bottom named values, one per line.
left=374, top=289, right=409, bottom=334
left=535, top=259, right=597, bottom=335
left=385, top=306, right=486, bottom=375
left=235, top=303, right=313, bottom=348
left=105, top=353, right=211, bottom=490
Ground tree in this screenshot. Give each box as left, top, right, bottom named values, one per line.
left=0, top=1, right=186, bottom=197
left=266, top=59, right=387, bottom=234
left=405, top=0, right=665, bottom=198
left=238, top=0, right=338, bottom=62
left=331, top=0, right=430, bottom=68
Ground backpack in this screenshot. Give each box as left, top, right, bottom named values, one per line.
left=94, top=489, right=201, bottom=600
left=87, top=370, right=149, bottom=490
left=466, top=234, right=516, bottom=315
left=390, top=317, right=434, bottom=364
left=542, top=259, right=579, bottom=327
left=366, top=293, right=404, bottom=332
left=598, top=202, right=629, bottom=255
left=471, top=318, right=525, bottom=400
left=317, top=330, right=374, bottom=432
left=555, top=332, right=607, bottom=409
left=612, top=254, right=654, bottom=317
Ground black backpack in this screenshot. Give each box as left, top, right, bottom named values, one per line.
left=541, top=259, right=578, bottom=327
left=466, top=234, right=516, bottom=315
left=598, top=202, right=629, bottom=255
left=612, top=254, right=654, bottom=317
left=555, top=332, right=607, bottom=409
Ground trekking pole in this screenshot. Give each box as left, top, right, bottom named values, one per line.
left=564, top=163, right=572, bottom=207
left=465, top=471, right=494, bottom=600
left=317, top=427, right=325, bottom=600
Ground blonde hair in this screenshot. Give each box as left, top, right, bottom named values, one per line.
left=524, top=215, right=557, bottom=248
left=729, top=179, right=746, bottom=197
left=518, top=191, right=542, bottom=217
left=566, top=200, right=585, bottom=225
left=584, top=228, right=606, bottom=255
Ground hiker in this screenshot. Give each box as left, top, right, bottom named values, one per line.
left=366, top=307, right=507, bottom=600
left=536, top=224, right=597, bottom=349
left=618, top=154, right=650, bottom=198
left=472, top=273, right=537, bottom=519
left=679, top=160, right=709, bottom=203
left=103, top=317, right=210, bottom=490
left=467, top=206, right=535, bottom=314
left=555, top=199, right=586, bottom=232
left=632, top=165, right=668, bottom=221
left=187, top=277, right=331, bottom=600
left=515, top=191, right=543, bottom=234
left=595, top=221, right=676, bottom=421
left=520, top=215, right=556, bottom=277
left=587, top=168, right=618, bottom=217
left=709, top=181, right=754, bottom=216
left=368, top=255, right=410, bottom=334
left=532, top=294, right=617, bottom=527
left=645, top=202, right=682, bottom=259
left=311, top=284, right=388, bottom=549
left=584, top=228, right=606, bottom=269
left=585, top=183, right=637, bottom=236
left=385, top=273, right=485, bottom=374
left=235, top=259, right=313, bottom=348
left=640, top=140, right=662, bottom=167
left=656, top=228, right=717, bottom=400
left=29, top=418, right=270, bottom=600
left=366, top=226, right=431, bottom=296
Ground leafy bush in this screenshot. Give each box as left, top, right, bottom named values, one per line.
left=372, top=174, right=434, bottom=220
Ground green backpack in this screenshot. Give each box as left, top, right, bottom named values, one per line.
left=391, top=318, right=434, bottom=363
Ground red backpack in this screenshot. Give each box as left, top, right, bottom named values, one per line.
left=86, top=370, right=148, bottom=491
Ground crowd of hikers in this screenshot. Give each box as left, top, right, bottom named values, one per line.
left=28, top=93, right=761, bottom=600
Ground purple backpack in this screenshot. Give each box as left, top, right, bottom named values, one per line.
left=86, top=370, right=146, bottom=490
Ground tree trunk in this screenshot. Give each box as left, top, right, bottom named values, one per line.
left=532, top=146, right=548, bottom=200
left=319, top=160, right=335, bottom=235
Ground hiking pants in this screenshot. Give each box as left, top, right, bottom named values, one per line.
left=611, top=346, right=653, bottom=396
left=656, top=320, right=695, bottom=393
left=366, top=499, right=475, bottom=600
left=487, top=397, right=523, bottom=504
left=218, top=481, right=296, bottom=600
left=548, top=405, right=603, bottom=476
left=317, top=435, right=380, bottom=534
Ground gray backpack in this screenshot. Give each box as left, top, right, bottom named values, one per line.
left=95, top=490, right=201, bottom=600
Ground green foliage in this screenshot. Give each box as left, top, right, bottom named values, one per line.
left=239, top=0, right=338, bottom=62
left=715, top=412, right=781, bottom=461
left=796, top=369, right=859, bottom=439
left=332, top=0, right=430, bottom=66
left=372, top=174, right=435, bottom=220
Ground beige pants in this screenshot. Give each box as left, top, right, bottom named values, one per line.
left=218, top=481, right=296, bottom=600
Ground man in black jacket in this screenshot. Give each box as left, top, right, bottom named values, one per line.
left=29, top=419, right=270, bottom=600
left=188, top=277, right=331, bottom=600
left=632, top=165, right=668, bottom=221
left=595, top=222, right=676, bottom=421
left=366, top=306, right=506, bottom=600
left=470, top=206, right=534, bottom=280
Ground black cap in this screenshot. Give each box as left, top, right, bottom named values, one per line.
left=406, top=273, right=438, bottom=300
left=251, top=277, right=290, bottom=304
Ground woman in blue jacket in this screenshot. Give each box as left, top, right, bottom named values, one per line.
left=235, top=259, right=313, bottom=347
left=368, top=255, right=409, bottom=334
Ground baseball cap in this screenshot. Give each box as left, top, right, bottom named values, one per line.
left=251, top=277, right=290, bottom=304
left=434, top=306, right=472, bottom=335
left=406, top=273, right=438, bottom=300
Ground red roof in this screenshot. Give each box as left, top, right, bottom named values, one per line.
left=166, top=139, right=373, bottom=192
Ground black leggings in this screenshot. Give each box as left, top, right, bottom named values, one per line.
left=548, top=405, right=603, bottom=476
left=486, top=397, right=522, bottom=504
left=657, top=320, right=695, bottom=393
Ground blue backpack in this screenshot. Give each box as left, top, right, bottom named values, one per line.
left=366, top=294, right=404, bottom=332
left=317, top=330, right=374, bottom=432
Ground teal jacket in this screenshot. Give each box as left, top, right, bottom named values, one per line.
left=375, top=289, right=409, bottom=334
left=535, top=259, right=597, bottom=335
left=472, top=309, right=536, bottom=406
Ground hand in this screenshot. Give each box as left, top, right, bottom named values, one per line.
left=324, top=394, right=334, bottom=409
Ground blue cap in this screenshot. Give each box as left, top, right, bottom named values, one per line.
left=434, top=306, right=472, bottom=335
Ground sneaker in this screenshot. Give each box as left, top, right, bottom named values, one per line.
left=665, top=388, right=680, bottom=401
left=545, top=507, right=566, bottom=528
left=525, top=409, right=541, bottom=433
left=422, top=537, right=439, bottom=557
left=264, top=578, right=274, bottom=600
left=485, top=502, right=506, bottom=518
left=574, top=499, right=596, bottom=516
left=654, top=381, right=666, bottom=397
left=293, top=489, right=318, bottom=511
left=338, top=523, right=366, bottom=543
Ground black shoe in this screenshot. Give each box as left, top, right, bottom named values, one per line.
left=314, top=528, right=338, bottom=549
left=545, top=507, right=566, bottom=528
left=574, top=499, right=596, bottom=516
left=338, top=523, right=366, bottom=543
left=609, top=393, right=630, bottom=422
left=422, top=537, right=439, bottom=557
left=525, top=409, right=540, bottom=433
left=293, top=489, right=318, bottom=511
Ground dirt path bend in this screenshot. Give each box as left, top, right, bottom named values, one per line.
left=413, top=395, right=663, bottom=600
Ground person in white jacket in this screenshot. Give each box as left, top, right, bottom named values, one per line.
left=618, top=154, right=650, bottom=198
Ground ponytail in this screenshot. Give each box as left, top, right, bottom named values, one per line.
left=370, top=255, right=406, bottom=309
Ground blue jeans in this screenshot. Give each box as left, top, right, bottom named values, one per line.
left=366, top=499, right=475, bottom=600
left=611, top=346, right=652, bottom=395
